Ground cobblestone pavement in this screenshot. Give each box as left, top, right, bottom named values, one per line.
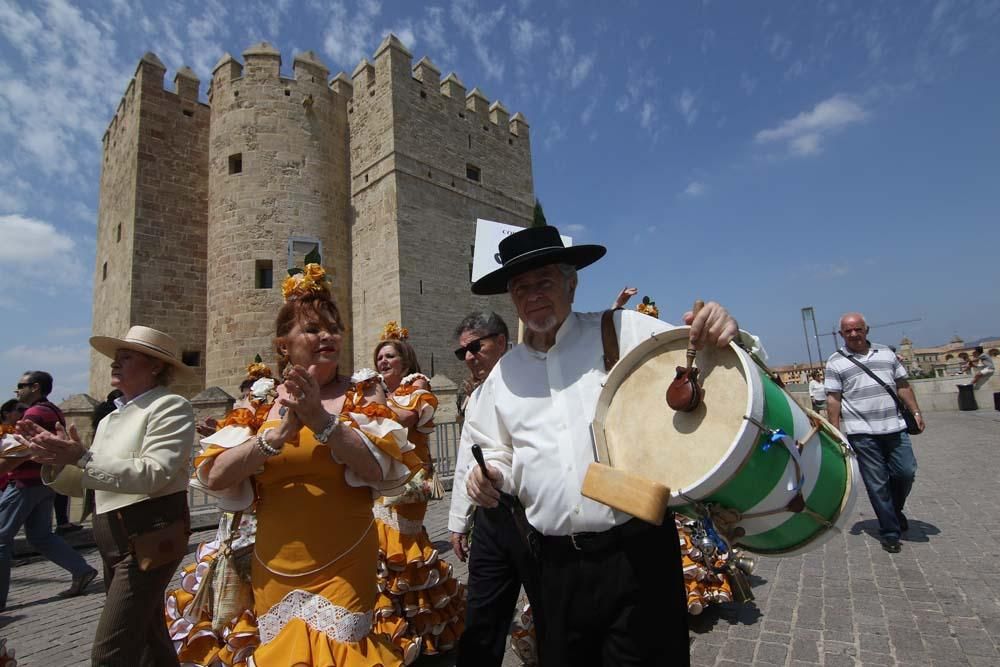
left=1, top=411, right=997, bottom=666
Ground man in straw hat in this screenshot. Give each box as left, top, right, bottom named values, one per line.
left=22, top=325, right=196, bottom=664
left=464, top=225, right=741, bottom=666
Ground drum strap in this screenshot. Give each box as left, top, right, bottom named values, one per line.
left=601, top=310, right=620, bottom=371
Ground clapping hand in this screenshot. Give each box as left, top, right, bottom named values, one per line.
left=280, top=364, right=328, bottom=434
left=17, top=420, right=86, bottom=466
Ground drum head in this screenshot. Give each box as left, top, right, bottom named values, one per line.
left=593, top=327, right=753, bottom=499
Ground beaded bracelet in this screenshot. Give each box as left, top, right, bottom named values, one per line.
left=256, top=429, right=282, bottom=457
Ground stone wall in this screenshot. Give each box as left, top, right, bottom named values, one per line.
left=90, top=62, right=142, bottom=396
left=129, top=56, right=210, bottom=397
left=206, top=45, right=352, bottom=388
left=348, top=35, right=532, bottom=379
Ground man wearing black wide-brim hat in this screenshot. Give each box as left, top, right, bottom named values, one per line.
left=464, top=225, right=739, bottom=666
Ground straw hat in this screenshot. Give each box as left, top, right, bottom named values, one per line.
left=90, top=325, right=196, bottom=380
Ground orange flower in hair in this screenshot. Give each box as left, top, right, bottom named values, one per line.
left=381, top=321, right=409, bottom=341
left=282, top=263, right=331, bottom=300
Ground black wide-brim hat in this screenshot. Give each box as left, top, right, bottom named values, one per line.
left=471, top=225, right=607, bottom=295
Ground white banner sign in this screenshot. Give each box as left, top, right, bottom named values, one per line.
left=471, top=219, right=572, bottom=283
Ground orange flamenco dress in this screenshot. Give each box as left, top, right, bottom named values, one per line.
left=182, top=400, right=421, bottom=667
left=165, top=403, right=270, bottom=667
left=371, top=376, right=465, bottom=663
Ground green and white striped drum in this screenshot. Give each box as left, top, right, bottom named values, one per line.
left=592, top=327, right=859, bottom=557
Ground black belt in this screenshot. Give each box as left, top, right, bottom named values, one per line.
left=539, top=517, right=658, bottom=556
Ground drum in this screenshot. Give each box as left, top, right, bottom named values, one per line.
left=589, top=327, right=859, bottom=557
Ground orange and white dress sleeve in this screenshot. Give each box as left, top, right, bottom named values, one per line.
left=337, top=386, right=422, bottom=494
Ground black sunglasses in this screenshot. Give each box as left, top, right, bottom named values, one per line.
left=16, top=382, right=35, bottom=389
left=454, top=333, right=501, bottom=360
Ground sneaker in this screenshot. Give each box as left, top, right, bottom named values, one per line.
left=881, top=539, right=902, bottom=554
left=60, top=567, right=98, bottom=598
left=55, top=523, right=83, bottom=535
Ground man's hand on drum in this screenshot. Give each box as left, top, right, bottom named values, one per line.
left=466, top=463, right=503, bottom=508
left=684, top=301, right=739, bottom=349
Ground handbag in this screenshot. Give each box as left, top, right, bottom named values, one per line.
left=187, top=511, right=254, bottom=632
left=836, top=350, right=922, bottom=435
left=382, top=467, right=439, bottom=506
left=117, top=493, right=190, bottom=571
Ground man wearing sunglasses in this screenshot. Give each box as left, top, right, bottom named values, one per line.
left=1, top=371, right=97, bottom=612
left=449, top=311, right=541, bottom=666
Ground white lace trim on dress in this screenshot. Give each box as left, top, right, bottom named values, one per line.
left=373, top=502, right=424, bottom=535
left=257, top=589, right=373, bottom=645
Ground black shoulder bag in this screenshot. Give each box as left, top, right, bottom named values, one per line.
left=836, top=350, right=921, bottom=435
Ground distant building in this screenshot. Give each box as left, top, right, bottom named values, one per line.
left=90, top=35, right=534, bottom=397
left=897, top=336, right=1000, bottom=377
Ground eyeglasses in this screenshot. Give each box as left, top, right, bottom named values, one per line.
left=454, top=333, right=500, bottom=360
left=16, top=382, right=34, bottom=389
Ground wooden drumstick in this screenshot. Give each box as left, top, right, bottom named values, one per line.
left=686, top=300, right=705, bottom=370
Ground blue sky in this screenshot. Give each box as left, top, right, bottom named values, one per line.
left=1, top=0, right=998, bottom=400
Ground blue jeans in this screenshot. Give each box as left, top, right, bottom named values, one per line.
left=0, top=483, right=92, bottom=608
left=847, top=431, right=918, bottom=542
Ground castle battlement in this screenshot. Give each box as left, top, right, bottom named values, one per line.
left=102, top=51, right=207, bottom=149
left=352, top=34, right=531, bottom=139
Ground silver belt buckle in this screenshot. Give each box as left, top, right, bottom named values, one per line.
left=569, top=533, right=582, bottom=551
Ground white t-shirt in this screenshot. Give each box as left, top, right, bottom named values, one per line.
left=809, top=379, right=826, bottom=402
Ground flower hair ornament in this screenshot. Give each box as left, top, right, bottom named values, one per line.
left=281, top=246, right=331, bottom=301
left=246, top=354, right=273, bottom=381
left=380, top=320, right=409, bottom=341
left=637, top=295, right=660, bottom=319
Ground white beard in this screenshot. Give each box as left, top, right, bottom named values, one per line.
left=525, top=314, right=559, bottom=333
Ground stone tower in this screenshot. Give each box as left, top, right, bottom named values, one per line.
left=349, top=36, right=533, bottom=381
left=91, top=35, right=534, bottom=398
left=205, top=44, right=352, bottom=388
left=90, top=53, right=209, bottom=398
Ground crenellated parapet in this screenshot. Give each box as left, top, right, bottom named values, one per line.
left=346, top=33, right=530, bottom=140
left=102, top=51, right=208, bottom=155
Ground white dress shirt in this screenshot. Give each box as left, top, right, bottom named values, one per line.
left=464, top=309, right=674, bottom=536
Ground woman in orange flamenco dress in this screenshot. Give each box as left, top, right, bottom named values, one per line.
left=164, top=358, right=275, bottom=666
left=369, top=323, right=464, bottom=664
left=195, top=264, right=421, bottom=667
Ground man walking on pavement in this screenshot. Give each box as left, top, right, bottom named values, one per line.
left=825, top=314, right=924, bottom=554
left=0, top=371, right=97, bottom=611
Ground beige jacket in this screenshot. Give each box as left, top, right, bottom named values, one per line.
left=43, top=386, right=195, bottom=514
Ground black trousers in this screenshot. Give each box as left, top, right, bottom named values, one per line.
left=90, top=494, right=187, bottom=667
left=457, top=501, right=543, bottom=667
left=536, top=517, right=689, bottom=667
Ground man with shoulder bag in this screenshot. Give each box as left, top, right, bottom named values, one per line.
left=824, top=313, right=924, bottom=554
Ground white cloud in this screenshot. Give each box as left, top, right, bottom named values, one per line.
left=769, top=33, right=792, bottom=60
left=323, top=0, right=382, bottom=68
left=639, top=101, right=656, bottom=129
left=550, top=31, right=596, bottom=89
left=675, top=88, right=698, bottom=126
left=451, top=0, right=506, bottom=80
left=701, top=28, right=716, bottom=54
left=0, top=214, right=88, bottom=289
left=563, top=223, right=586, bottom=235
left=755, top=94, right=869, bottom=156
left=740, top=72, right=757, bottom=95
left=580, top=96, right=598, bottom=126
left=416, top=6, right=454, bottom=67
left=511, top=18, right=547, bottom=54
left=543, top=122, right=566, bottom=150
left=684, top=181, right=707, bottom=197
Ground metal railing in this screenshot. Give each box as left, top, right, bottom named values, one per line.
left=430, top=422, right=462, bottom=481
